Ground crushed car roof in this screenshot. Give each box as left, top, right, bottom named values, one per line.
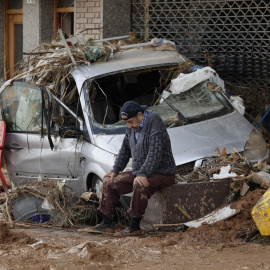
left=72, top=48, right=188, bottom=87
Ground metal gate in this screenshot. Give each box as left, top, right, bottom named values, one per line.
left=131, top=0, right=270, bottom=88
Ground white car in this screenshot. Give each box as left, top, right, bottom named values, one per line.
left=0, top=48, right=268, bottom=199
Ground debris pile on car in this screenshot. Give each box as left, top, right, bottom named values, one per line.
left=0, top=32, right=185, bottom=99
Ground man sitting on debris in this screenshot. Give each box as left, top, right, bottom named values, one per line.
left=94, top=101, right=176, bottom=236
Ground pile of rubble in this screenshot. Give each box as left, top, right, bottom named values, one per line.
left=0, top=179, right=99, bottom=228
left=0, top=178, right=130, bottom=229
left=176, top=147, right=270, bottom=196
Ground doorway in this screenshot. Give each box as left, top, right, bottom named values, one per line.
left=4, top=0, right=23, bottom=79
left=54, top=0, right=74, bottom=39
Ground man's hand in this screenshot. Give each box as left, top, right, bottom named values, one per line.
left=134, top=176, right=149, bottom=187
left=103, top=172, right=118, bottom=182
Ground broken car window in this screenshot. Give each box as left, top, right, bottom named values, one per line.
left=85, top=67, right=233, bottom=134
left=50, top=77, right=84, bottom=138
left=50, top=96, right=83, bottom=138
left=0, top=82, right=46, bottom=133
left=149, top=80, right=233, bottom=125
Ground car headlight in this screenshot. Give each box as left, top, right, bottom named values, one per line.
left=242, top=130, right=267, bottom=161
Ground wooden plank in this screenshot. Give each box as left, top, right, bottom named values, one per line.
left=56, top=7, right=74, bottom=13
left=7, top=14, right=23, bottom=78
left=6, top=10, right=23, bottom=15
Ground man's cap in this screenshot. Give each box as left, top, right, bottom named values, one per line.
left=121, top=101, right=148, bottom=120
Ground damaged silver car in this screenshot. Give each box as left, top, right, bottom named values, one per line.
left=0, top=48, right=268, bottom=199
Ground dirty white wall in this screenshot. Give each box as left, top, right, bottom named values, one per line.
left=75, top=0, right=102, bottom=40
left=23, top=0, right=54, bottom=53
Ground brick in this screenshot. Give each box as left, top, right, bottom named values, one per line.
left=76, top=7, right=87, bottom=13
left=85, top=13, right=95, bottom=18
left=92, top=18, right=100, bottom=24
left=85, top=2, right=95, bottom=7
left=84, top=23, right=94, bottom=28
left=92, top=7, right=101, bottom=12
left=76, top=18, right=87, bottom=24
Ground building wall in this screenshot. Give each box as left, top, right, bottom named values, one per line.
left=75, top=0, right=102, bottom=40
left=0, top=0, right=4, bottom=78
left=23, top=0, right=54, bottom=53
left=103, top=0, right=130, bottom=38
left=40, top=0, right=54, bottom=44
left=23, top=0, right=40, bottom=52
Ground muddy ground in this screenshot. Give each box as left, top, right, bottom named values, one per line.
left=0, top=188, right=270, bottom=269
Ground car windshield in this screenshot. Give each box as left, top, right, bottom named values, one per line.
left=83, top=66, right=233, bottom=134
left=148, top=80, right=232, bottom=126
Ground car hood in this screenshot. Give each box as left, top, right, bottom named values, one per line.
left=92, top=110, right=253, bottom=166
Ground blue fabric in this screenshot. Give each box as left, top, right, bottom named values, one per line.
left=31, top=214, right=50, bottom=223
left=134, top=111, right=151, bottom=144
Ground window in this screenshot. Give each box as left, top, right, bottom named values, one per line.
left=0, top=81, right=83, bottom=138
left=54, top=0, right=74, bottom=38
left=0, top=82, right=46, bottom=133
left=8, top=0, right=23, bottom=9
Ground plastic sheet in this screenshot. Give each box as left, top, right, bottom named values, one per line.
left=212, top=165, right=237, bottom=179
left=169, top=67, right=226, bottom=95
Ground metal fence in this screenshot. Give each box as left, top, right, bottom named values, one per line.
left=131, top=0, right=270, bottom=88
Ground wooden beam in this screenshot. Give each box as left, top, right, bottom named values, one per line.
left=56, top=7, right=74, bottom=13
left=6, top=9, right=23, bottom=15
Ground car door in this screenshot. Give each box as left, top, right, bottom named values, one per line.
left=0, top=82, right=84, bottom=195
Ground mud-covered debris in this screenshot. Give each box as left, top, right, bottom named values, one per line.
left=0, top=179, right=98, bottom=228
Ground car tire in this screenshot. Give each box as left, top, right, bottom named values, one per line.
left=91, top=175, right=103, bottom=198
left=12, top=194, right=65, bottom=224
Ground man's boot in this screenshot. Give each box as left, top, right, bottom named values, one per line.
left=94, top=215, right=115, bottom=233
left=115, top=216, right=142, bottom=237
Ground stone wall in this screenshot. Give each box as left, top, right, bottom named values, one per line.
left=75, top=0, right=102, bottom=40
left=24, top=0, right=54, bottom=52
left=0, top=0, right=4, bottom=78
left=23, top=0, right=40, bottom=52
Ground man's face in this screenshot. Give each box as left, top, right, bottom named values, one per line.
left=122, top=112, right=143, bottom=130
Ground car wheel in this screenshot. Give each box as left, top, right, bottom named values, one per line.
left=12, top=194, right=65, bottom=224
left=91, top=175, right=103, bottom=198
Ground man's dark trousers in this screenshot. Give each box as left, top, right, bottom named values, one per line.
left=98, top=171, right=175, bottom=220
